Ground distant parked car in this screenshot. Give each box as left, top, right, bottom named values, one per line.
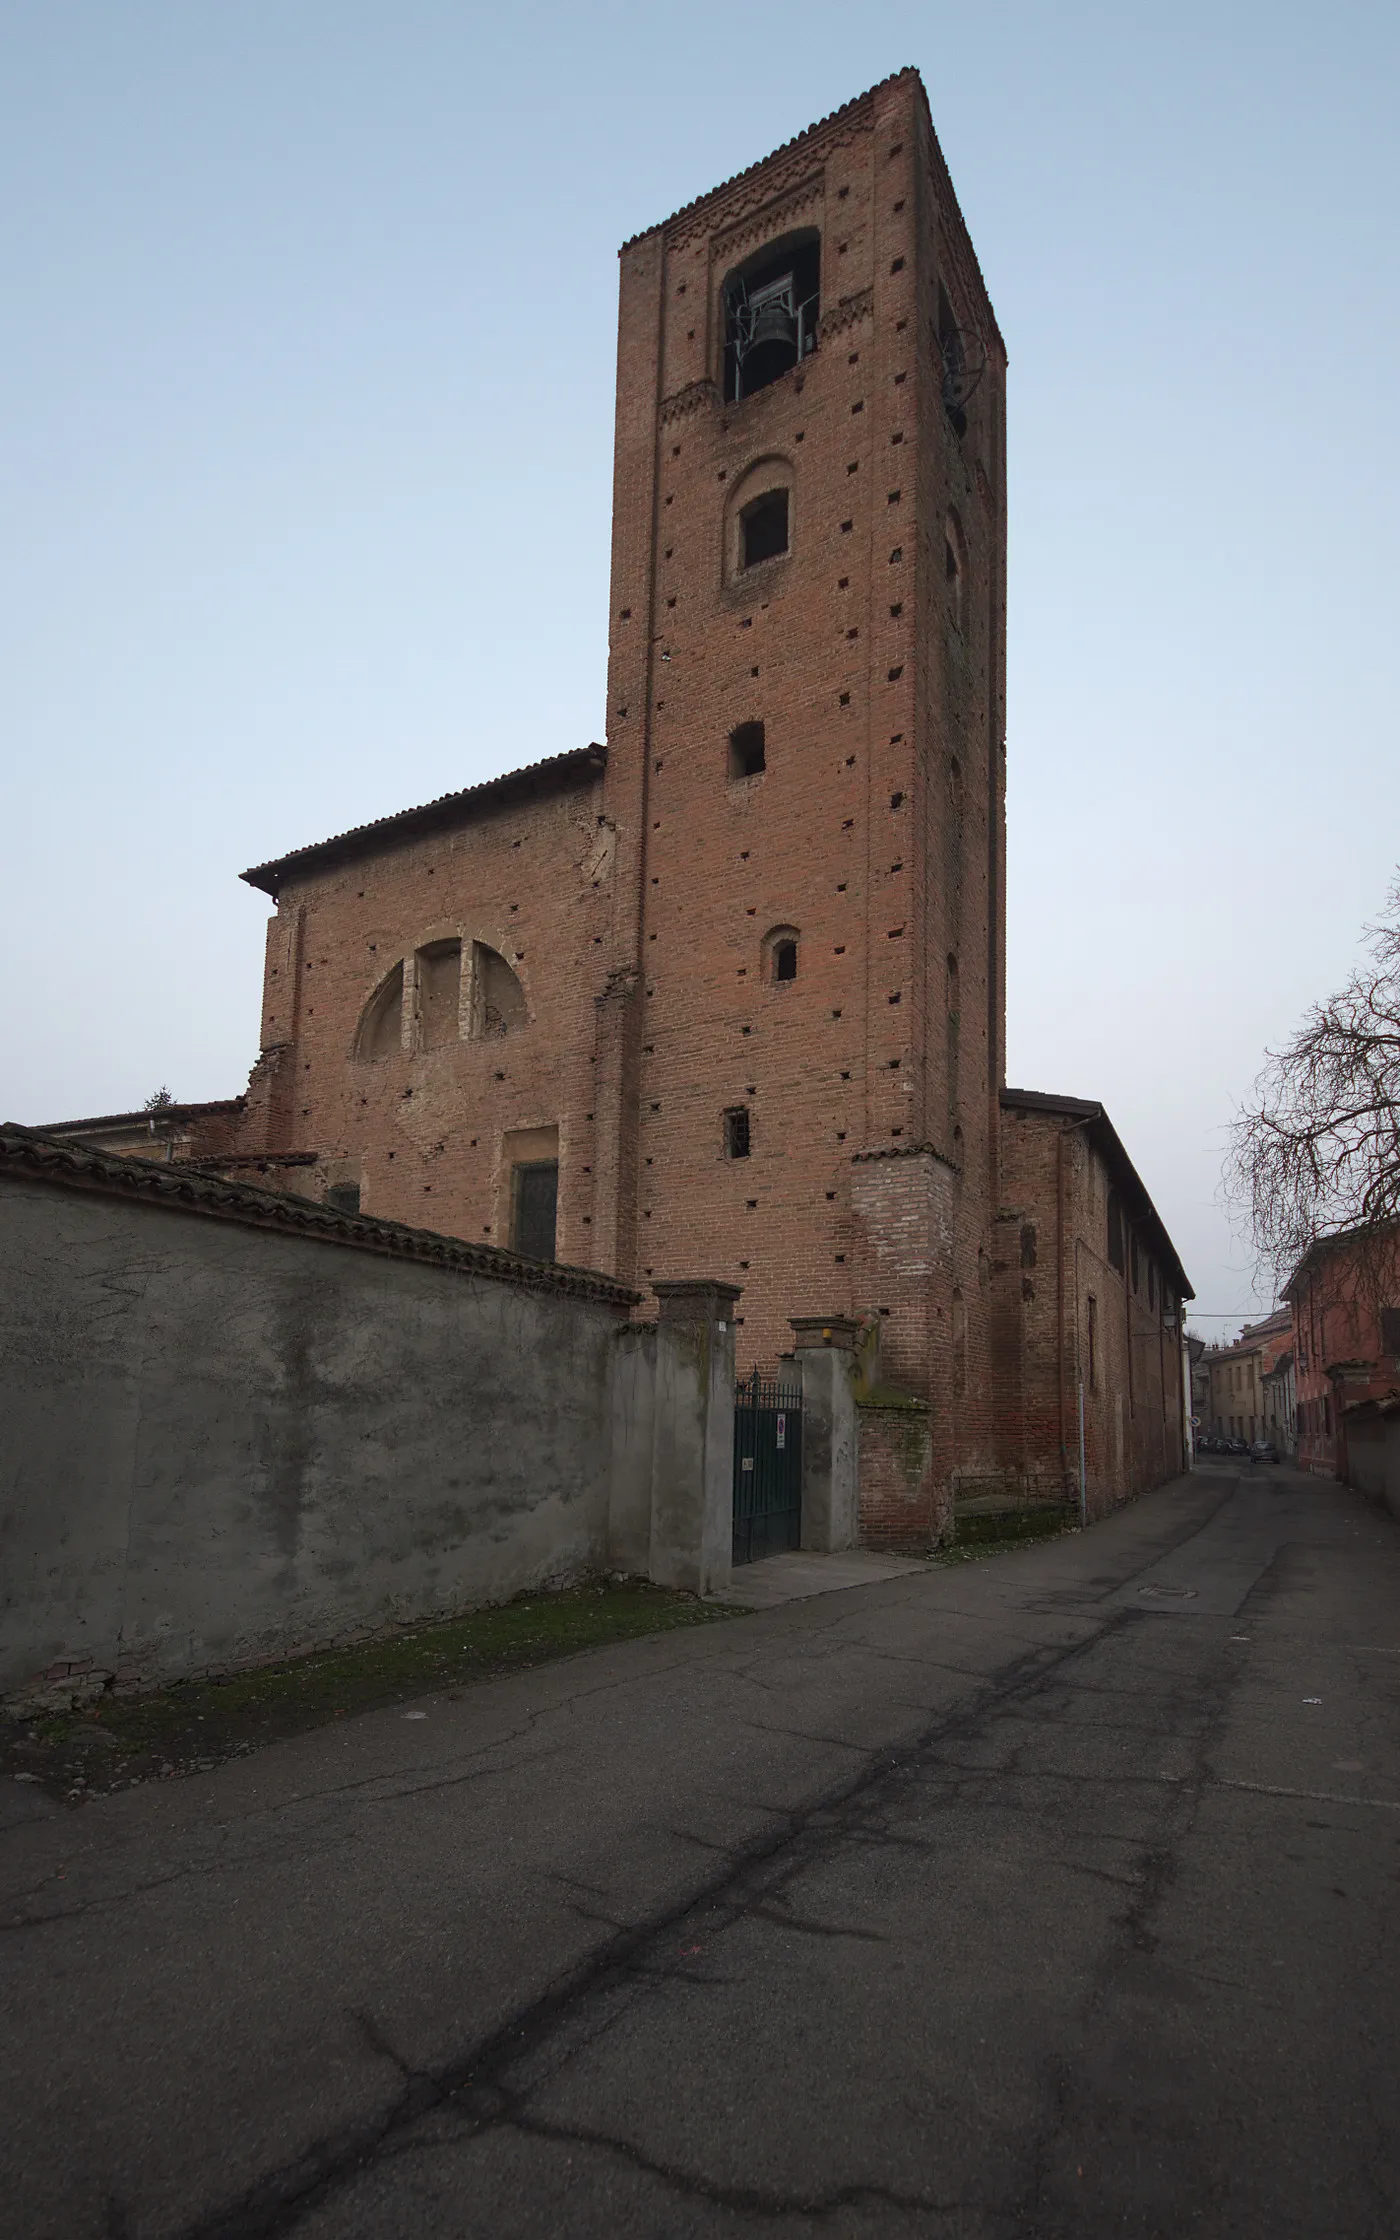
left=1249, top=1439, right=1279, bottom=1463
left=1228, top=1437, right=1250, bottom=1456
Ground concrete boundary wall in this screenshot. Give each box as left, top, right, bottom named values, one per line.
left=2, top=1132, right=875, bottom=1707
left=1, top=1129, right=658, bottom=1708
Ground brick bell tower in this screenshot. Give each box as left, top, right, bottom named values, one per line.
left=592, top=69, right=1007, bottom=1489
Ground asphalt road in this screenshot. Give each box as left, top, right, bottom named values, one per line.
left=4, top=1467, right=1399, bottom=2238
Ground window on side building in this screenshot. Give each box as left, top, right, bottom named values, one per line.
left=511, top=1161, right=558, bottom=1261
left=1107, top=1190, right=1125, bottom=1274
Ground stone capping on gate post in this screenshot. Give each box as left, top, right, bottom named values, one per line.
left=789, top=1317, right=862, bottom=1553
left=648, top=1280, right=742, bottom=1598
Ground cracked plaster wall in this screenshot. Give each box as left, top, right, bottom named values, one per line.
left=0, top=1177, right=625, bottom=1704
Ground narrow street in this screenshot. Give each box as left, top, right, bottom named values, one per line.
left=4, top=1467, right=1398, bottom=2238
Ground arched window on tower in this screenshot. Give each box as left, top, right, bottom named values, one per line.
left=764, top=925, right=800, bottom=983
left=726, top=456, right=795, bottom=584
left=722, top=231, right=821, bottom=403
left=741, top=487, right=789, bottom=569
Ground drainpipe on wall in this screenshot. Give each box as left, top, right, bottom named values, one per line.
left=1056, top=1125, right=1068, bottom=1487
left=1078, top=1375, right=1087, bottom=1525
left=1058, top=1117, right=1092, bottom=1514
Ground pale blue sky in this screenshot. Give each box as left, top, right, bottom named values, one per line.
left=4, top=0, right=1397, bottom=1324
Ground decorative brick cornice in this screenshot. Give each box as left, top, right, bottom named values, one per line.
left=659, top=378, right=720, bottom=425
left=850, top=1141, right=958, bottom=1169
left=190, top=1150, right=320, bottom=1169
left=708, top=172, right=826, bottom=266
left=620, top=75, right=906, bottom=252
left=817, top=287, right=873, bottom=342
left=0, top=1126, right=641, bottom=1308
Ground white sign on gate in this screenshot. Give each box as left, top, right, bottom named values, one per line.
left=776, top=1413, right=786, bottom=1450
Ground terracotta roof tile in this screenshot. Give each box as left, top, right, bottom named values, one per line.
left=619, top=69, right=920, bottom=251
left=240, top=744, right=606, bottom=898
left=36, top=1098, right=243, bottom=1135
left=0, top=1125, right=640, bottom=1308
left=1000, top=1088, right=1194, bottom=1300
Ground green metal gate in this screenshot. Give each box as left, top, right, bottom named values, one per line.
left=732, top=1371, right=803, bottom=1566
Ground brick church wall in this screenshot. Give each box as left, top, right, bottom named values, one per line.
left=239, top=759, right=611, bottom=1266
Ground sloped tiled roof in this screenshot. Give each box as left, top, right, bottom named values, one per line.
left=619, top=69, right=921, bottom=249
left=240, top=744, right=607, bottom=898
left=36, top=1098, right=243, bottom=1135
left=0, top=1125, right=639, bottom=1307
left=1000, top=1088, right=1194, bottom=1301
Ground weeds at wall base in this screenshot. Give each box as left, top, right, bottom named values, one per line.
left=3, top=1580, right=739, bottom=1807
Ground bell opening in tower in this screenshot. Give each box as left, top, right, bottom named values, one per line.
left=723, top=231, right=820, bottom=403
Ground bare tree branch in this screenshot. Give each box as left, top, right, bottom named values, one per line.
left=1225, top=879, right=1400, bottom=1296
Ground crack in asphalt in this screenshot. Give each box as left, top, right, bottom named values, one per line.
left=1211, top=1776, right=1400, bottom=1812
left=171, top=1614, right=1139, bottom=2240
left=500, top=2108, right=973, bottom=2222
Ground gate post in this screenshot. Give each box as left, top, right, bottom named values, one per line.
left=649, top=1281, right=742, bottom=1596
left=790, top=1317, right=861, bottom=1552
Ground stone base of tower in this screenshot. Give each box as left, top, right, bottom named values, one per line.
left=856, top=1399, right=949, bottom=1553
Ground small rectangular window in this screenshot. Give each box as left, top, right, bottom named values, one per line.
left=326, top=1183, right=361, bottom=1215
left=724, top=1107, right=751, bottom=1159
left=728, top=721, right=766, bottom=778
